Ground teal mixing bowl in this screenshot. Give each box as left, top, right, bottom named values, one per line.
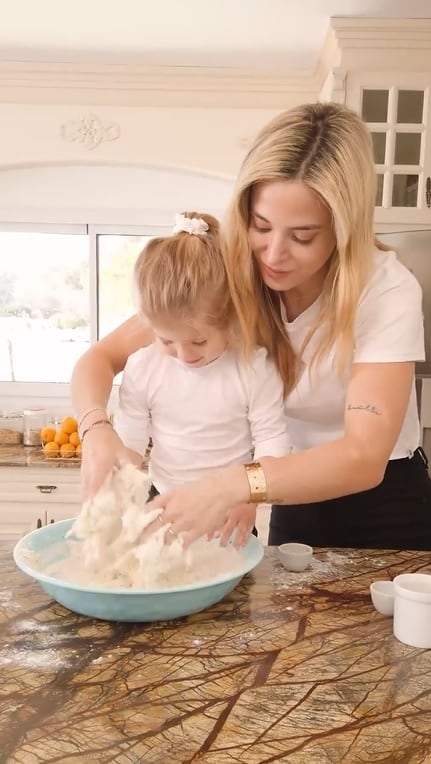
left=13, top=518, right=264, bottom=622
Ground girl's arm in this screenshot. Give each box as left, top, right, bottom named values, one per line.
left=71, top=315, right=154, bottom=496
left=243, top=347, right=292, bottom=459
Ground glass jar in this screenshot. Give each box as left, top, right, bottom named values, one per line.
left=23, top=407, right=47, bottom=447
left=0, top=411, right=24, bottom=445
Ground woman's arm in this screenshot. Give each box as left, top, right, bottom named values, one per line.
left=149, top=361, right=415, bottom=541
left=259, top=360, right=415, bottom=502
left=71, top=315, right=154, bottom=496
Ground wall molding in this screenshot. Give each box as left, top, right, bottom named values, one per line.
left=316, top=17, right=431, bottom=87
left=330, top=17, right=431, bottom=49
left=0, top=62, right=317, bottom=108
left=1, top=19, right=431, bottom=108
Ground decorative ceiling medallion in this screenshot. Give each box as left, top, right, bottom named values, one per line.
left=60, top=113, right=120, bottom=150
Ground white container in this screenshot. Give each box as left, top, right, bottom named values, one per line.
left=393, top=573, right=431, bottom=648
left=0, top=411, right=23, bottom=445
left=277, top=542, right=313, bottom=572
left=23, top=407, right=47, bottom=447
left=370, top=580, right=394, bottom=616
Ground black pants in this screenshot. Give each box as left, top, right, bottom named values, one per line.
left=269, top=447, right=431, bottom=550
left=148, top=484, right=258, bottom=537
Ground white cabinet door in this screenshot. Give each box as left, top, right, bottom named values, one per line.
left=46, top=504, right=79, bottom=525
left=0, top=467, right=81, bottom=537
left=0, top=504, right=46, bottom=539
left=346, top=72, right=431, bottom=226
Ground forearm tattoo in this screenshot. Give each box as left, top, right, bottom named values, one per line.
left=346, top=403, right=382, bottom=416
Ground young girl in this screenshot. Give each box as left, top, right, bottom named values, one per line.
left=111, top=211, right=291, bottom=545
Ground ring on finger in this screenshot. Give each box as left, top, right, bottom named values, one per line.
left=157, top=512, right=164, bottom=525
left=167, top=526, right=176, bottom=537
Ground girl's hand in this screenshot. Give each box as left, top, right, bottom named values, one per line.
left=148, top=465, right=250, bottom=545
left=218, top=503, right=257, bottom=548
left=80, top=426, right=131, bottom=499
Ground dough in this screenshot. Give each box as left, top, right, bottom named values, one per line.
left=36, top=463, right=243, bottom=590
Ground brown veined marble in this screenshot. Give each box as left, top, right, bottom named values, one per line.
left=0, top=445, right=80, bottom=468
left=1, top=542, right=431, bottom=763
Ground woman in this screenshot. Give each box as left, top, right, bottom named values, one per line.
left=72, top=101, right=431, bottom=550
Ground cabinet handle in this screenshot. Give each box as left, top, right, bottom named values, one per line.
left=36, top=485, right=58, bottom=494
left=426, top=177, right=431, bottom=209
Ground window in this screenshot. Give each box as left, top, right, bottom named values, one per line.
left=97, top=234, right=153, bottom=339
left=0, top=225, right=167, bottom=385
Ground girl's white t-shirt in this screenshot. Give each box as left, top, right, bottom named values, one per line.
left=283, top=249, right=425, bottom=459
left=116, top=346, right=292, bottom=492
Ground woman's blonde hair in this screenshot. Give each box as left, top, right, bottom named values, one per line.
left=223, top=101, right=379, bottom=393
left=134, top=211, right=233, bottom=328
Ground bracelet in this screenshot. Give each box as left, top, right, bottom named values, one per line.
left=244, top=461, right=267, bottom=503
left=78, top=407, right=108, bottom=434
left=80, top=419, right=113, bottom=443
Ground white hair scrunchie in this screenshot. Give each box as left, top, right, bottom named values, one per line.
left=172, top=213, right=209, bottom=236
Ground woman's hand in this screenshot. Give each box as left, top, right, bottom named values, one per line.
left=80, top=426, right=131, bottom=499
left=148, top=464, right=251, bottom=545
left=218, top=503, right=257, bottom=548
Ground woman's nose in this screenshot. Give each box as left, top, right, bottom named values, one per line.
left=264, top=234, right=287, bottom=265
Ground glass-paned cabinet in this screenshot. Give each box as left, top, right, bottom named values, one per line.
left=346, top=74, right=431, bottom=225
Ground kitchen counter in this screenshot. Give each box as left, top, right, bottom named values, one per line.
left=0, top=444, right=80, bottom=468
left=2, top=543, right=431, bottom=762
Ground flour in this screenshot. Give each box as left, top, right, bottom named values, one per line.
left=31, top=463, right=243, bottom=590
left=270, top=549, right=390, bottom=590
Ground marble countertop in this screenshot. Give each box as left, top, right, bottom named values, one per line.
left=0, top=444, right=80, bottom=468
left=2, top=543, right=431, bottom=762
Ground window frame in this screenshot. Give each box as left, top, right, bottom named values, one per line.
left=0, top=221, right=171, bottom=403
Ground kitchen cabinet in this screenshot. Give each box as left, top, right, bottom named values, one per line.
left=0, top=467, right=80, bottom=539
left=319, top=20, right=431, bottom=228
left=345, top=73, right=431, bottom=227
left=345, top=73, right=431, bottom=226
left=0, top=503, right=46, bottom=539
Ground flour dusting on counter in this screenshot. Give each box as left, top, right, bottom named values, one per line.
left=30, top=463, right=243, bottom=590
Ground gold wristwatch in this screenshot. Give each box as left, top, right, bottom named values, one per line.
left=244, top=461, right=267, bottom=503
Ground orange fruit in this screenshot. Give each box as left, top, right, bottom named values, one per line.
left=43, top=441, right=60, bottom=458
left=54, top=430, right=69, bottom=446
left=75, top=443, right=82, bottom=458
left=60, top=442, right=76, bottom=458
left=60, top=416, right=78, bottom=435
left=69, top=431, right=80, bottom=447
left=40, top=426, right=56, bottom=443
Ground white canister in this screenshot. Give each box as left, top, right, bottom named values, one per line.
left=393, top=573, right=431, bottom=649
left=22, top=407, right=47, bottom=447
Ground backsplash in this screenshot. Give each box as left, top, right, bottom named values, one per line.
left=0, top=385, right=119, bottom=421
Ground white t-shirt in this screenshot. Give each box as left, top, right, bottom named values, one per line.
left=283, top=249, right=425, bottom=459
left=116, top=345, right=292, bottom=492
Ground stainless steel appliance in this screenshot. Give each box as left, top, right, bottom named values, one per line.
left=377, top=228, right=431, bottom=460
left=378, top=229, right=431, bottom=376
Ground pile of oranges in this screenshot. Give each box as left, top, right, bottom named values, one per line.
left=41, top=416, right=81, bottom=459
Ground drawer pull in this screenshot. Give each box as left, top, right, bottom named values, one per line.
left=36, top=485, right=58, bottom=494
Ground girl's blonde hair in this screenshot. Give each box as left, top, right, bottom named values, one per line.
left=134, top=211, right=233, bottom=328
left=222, top=101, right=380, bottom=393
